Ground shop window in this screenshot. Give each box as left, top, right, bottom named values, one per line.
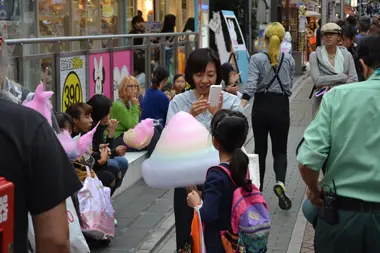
left=100, top=0, right=120, bottom=34
left=137, top=0, right=153, bottom=21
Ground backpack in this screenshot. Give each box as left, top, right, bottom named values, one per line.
left=216, top=165, right=270, bottom=253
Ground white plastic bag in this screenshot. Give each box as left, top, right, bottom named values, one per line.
left=27, top=197, right=90, bottom=253
left=241, top=147, right=260, bottom=189
left=78, top=166, right=115, bottom=240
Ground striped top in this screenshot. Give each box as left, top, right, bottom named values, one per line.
left=242, top=52, right=295, bottom=100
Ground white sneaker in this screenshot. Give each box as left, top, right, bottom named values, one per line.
left=114, top=218, right=118, bottom=226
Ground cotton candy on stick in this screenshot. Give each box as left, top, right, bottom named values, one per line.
left=142, top=111, right=219, bottom=189
left=123, top=118, right=154, bottom=150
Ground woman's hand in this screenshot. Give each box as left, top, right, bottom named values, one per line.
left=187, top=190, right=202, bottom=208
left=189, top=95, right=209, bottom=117
left=107, top=119, right=119, bottom=138
left=131, top=96, right=140, bottom=105
left=98, top=146, right=109, bottom=165
left=226, top=85, right=239, bottom=95
left=241, top=99, right=248, bottom=108
left=115, top=145, right=127, bottom=156
left=209, top=93, right=223, bottom=115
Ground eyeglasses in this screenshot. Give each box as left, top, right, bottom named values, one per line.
left=126, top=85, right=139, bottom=89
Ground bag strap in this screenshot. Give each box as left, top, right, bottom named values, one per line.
left=85, top=166, right=91, bottom=178
left=212, top=164, right=250, bottom=187
left=263, top=53, right=285, bottom=94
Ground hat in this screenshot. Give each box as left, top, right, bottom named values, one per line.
left=321, top=23, right=342, bottom=34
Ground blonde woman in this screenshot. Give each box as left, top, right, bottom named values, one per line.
left=110, top=76, right=142, bottom=146
left=241, top=22, right=295, bottom=210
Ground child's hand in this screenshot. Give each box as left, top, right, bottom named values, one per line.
left=187, top=190, right=201, bottom=208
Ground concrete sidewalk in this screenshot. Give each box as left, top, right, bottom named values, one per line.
left=93, top=73, right=314, bottom=253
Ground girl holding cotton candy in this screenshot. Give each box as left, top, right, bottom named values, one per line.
left=165, top=48, right=243, bottom=252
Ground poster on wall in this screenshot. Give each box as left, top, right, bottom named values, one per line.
left=113, top=51, right=133, bottom=101
left=89, top=52, right=111, bottom=98
left=60, top=55, right=87, bottom=112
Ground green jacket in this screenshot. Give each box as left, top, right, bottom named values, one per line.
left=110, top=100, right=140, bottom=138
left=298, top=71, right=380, bottom=203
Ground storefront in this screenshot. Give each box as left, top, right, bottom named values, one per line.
left=1, top=0, right=196, bottom=43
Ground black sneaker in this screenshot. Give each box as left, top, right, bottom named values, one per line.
left=273, top=182, right=292, bottom=210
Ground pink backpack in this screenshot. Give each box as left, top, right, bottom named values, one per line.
left=216, top=165, right=270, bottom=252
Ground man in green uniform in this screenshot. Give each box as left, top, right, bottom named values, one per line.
left=297, top=33, right=380, bottom=252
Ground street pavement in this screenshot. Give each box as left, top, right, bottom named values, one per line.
left=93, top=74, right=314, bottom=253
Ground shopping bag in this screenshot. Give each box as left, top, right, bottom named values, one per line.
left=191, top=207, right=206, bottom=253
left=78, top=166, right=115, bottom=240
left=241, top=147, right=260, bottom=189
left=27, top=197, right=90, bottom=253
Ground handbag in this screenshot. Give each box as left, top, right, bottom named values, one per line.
left=191, top=207, right=206, bottom=253
left=27, top=197, right=90, bottom=253
left=78, top=166, right=115, bottom=240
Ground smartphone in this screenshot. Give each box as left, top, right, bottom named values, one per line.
left=315, top=88, right=327, bottom=97
left=209, top=85, right=222, bottom=107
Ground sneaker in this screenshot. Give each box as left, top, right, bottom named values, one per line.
left=114, top=218, right=118, bottom=226
left=273, top=182, right=292, bottom=210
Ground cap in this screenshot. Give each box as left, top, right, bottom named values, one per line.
left=321, top=23, right=342, bottom=34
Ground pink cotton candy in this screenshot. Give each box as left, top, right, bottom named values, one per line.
left=22, top=82, right=53, bottom=125
left=123, top=119, right=154, bottom=150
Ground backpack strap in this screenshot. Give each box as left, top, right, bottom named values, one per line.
left=209, top=164, right=250, bottom=187
left=262, top=53, right=285, bottom=94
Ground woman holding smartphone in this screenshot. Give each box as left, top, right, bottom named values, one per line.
left=241, top=22, right=295, bottom=210
left=221, top=62, right=242, bottom=97
left=166, top=48, right=243, bottom=252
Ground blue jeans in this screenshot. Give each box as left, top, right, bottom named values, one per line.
left=108, top=156, right=129, bottom=180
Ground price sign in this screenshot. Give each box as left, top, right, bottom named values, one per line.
left=62, top=71, right=83, bottom=112
left=60, top=55, right=87, bottom=111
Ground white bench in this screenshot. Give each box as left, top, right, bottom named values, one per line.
left=112, top=151, right=148, bottom=198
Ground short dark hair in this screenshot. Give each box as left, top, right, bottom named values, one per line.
left=65, top=102, right=92, bottom=119
left=358, top=16, right=371, bottom=32
left=358, top=33, right=380, bottom=70
left=132, top=15, right=144, bottom=26
left=342, top=25, right=356, bottom=39
left=152, top=66, right=169, bottom=89
left=346, top=15, right=357, bottom=26
left=173, top=74, right=184, bottom=83
left=55, top=112, right=74, bottom=129
left=86, top=94, right=112, bottom=124
left=185, top=48, right=222, bottom=89
left=336, top=19, right=346, bottom=28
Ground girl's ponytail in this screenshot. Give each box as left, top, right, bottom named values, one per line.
left=229, top=148, right=250, bottom=191
left=264, top=22, right=285, bottom=67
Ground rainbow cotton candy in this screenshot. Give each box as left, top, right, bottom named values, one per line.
left=123, top=118, right=154, bottom=150
left=142, top=111, right=219, bottom=189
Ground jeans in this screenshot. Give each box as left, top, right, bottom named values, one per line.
left=108, top=156, right=129, bottom=179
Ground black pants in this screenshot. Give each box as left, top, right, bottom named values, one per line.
left=174, top=187, right=194, bottom=251
left=315, top=210, right=380, bottom=253
left=251, top=92, right=290, bottom=191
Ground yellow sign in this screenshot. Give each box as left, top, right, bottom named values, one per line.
left=62, top=71, right=83, bottom=112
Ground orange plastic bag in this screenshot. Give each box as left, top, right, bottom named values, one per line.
left=191, top=208, right=205, bottom=253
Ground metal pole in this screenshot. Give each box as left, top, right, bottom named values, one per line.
left=322, top=0, right=328, bottom=25
left=340, top=0, right=345, bottom=19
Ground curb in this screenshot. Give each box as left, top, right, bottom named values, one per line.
left=286, top=194, right=308, bottom=253
left=135, top=210, right=175, bottom=252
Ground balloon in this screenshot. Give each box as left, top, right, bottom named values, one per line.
left=22, top=82, right=53, bottom=125
left=123, top=118, right=154, bottom=150
left=142, top=111, right=219, bottom=189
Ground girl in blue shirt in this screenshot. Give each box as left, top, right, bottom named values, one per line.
left=141, top=67, right=170, bottom=126
left=187, top=109, right=250, bottom=252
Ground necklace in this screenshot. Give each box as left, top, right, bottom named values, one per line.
left=328, top=54, right=336, bottom=59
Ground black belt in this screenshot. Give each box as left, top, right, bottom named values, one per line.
left=337, top=196, right=380, bottom=213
